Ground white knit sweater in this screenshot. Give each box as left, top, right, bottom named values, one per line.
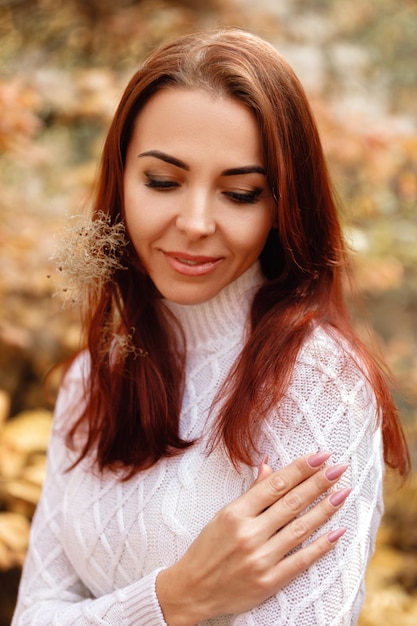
left=12, top=263, right=384, bottom=625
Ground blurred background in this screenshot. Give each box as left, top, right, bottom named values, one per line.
left=0, top=0, right=416, bottom=623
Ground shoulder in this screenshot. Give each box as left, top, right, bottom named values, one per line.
left=261, top=323, right=383, bottom=468
left=283, top=323, right=378, bottom=428
left=295, top=324, right=374, bottom=397
left=52, top=350, right=91, bottom=435
left=298, top=324, right=362, bottom=369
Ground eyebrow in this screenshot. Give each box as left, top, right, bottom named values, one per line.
left=138, top=150, right=189, bottom=170
left=138, top=150, right=266, bottom=177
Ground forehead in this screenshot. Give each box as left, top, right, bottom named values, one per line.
left=129, top=87, right=264, bottom=166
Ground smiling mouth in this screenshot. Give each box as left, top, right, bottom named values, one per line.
left=176, top=257, right=203, bottom=266
left=163, top=251, right=223, bottom=276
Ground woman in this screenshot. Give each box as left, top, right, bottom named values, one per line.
left=13, top=29, right=409, bottom=625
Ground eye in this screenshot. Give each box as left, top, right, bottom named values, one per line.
left=144, top=174, right=179, bottom=190
left=224, top=188, right=263, bottom=205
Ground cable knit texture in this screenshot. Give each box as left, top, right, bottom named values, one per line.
left=12, top=263, right=384, bottom=625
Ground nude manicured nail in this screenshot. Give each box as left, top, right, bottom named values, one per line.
left=325, top=464, right=349, bottom=481
left=307, top=451, right=332, bottom=468
left=329, top=487, right=352, bottom=507
left=327, top=527, right=347, bottom=543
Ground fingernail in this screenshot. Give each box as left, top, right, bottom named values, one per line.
left=329, top=487, right=352, bottom=507
left=307, top=451, right=332, bottom=468
left=325, top=464, right=349, bottom=481
left=328, top=527, right=347, bottom=543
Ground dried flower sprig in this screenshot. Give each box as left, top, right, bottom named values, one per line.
left=50, top=211, right=128, bottom=307
left=111, top=328, right=149, bottom=358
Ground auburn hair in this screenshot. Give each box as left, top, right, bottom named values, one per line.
left=67, top=28, right=409, bottom=478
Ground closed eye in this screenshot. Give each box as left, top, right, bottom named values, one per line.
left=144, top=175, right=179, bottom=190
left=224, top=188, right=263, bottom=204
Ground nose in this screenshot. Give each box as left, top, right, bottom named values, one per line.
left=175, top=190, right=216, bottom=240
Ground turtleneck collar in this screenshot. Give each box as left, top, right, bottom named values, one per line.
left=163, top=262, right=265, bottom=351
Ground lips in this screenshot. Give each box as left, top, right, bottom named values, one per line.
left=162, top=251, right=223, bottom=276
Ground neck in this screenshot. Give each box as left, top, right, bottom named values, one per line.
left=163, top=262, right=265, bottom=350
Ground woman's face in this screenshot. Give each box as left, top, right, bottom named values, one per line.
left=123, top=87, right=276, bottom=305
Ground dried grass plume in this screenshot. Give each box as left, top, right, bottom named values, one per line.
left=50, top=211, right=127, bottom=307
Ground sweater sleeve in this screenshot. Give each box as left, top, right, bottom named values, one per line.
left=230, top=327, right=385, bottom=626
left=11, top=355, right=168, bottom=626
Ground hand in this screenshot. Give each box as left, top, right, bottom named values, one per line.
left=156, top=452, right=350, bottom=626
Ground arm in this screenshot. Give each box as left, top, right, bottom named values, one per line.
left=156, top=453, right=350, bottom=625
left=12, top=356, right=167, bottom=626
left=15, top=413, right=347, bottom=626
left=13, top=335, right=358, bottom=626
left=228, top=327, right=384, bottom=625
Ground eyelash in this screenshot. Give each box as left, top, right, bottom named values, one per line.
left=145, top=177, right=178, bottom=190
left=144, top=176, right=263, bottom=205
left=226, top=189, right=262, bottom=204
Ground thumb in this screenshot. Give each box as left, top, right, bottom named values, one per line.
left=255, top=455, right=273, bottom=483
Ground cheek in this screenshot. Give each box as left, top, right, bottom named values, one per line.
left=124, top=209, right=150, bottom=255
left=124, top=184, right=174, bottom=240
left=227, top=213, right=273, bottom=254
left=124, top=198, right=162, bottom=243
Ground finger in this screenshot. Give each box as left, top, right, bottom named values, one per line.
left=256, top=463, right=274, bottom=482
left=269, top=526, right=347, bottom=592
left=257, top=463, right=274, bottom=481
left=259, top=462, right=349, bottom=537
left=254, top=456, right=273, bottom=483
left=236, top=452, right=332, bottom=517
left=269, top=486, right=352, bottom=561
